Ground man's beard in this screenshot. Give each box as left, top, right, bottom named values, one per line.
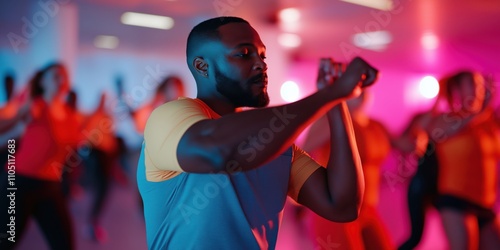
left=215, top=66, right=269, bottom=108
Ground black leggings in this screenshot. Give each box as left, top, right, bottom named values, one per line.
left=398, top=143, right=438, bottom=250
left=88, top=148, right=115, bottom=224
left=0, top=174, right=74, bottom=250
left=435, top=194, right=497, bottom=228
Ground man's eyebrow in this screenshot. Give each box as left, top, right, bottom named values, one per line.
left=234, top=43, right=266, bottom=50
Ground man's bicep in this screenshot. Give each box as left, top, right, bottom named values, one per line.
left=288, top=145, right=323, bottom=202
left=295, top=167, right=332, bottom=210
left=292, top=152, right=360, bottom=222
left=288, top=144, right=340, bottom=216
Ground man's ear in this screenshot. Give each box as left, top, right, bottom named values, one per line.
left=193, top=57, right=209, bottom=78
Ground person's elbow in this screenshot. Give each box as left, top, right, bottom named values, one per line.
left=317, top=192, right=362, bottom=222
left=335, top=205, right=361, bottom=222
left=328, top=200, right=361, bottom=222
left=319, top=203, right=360, bottom=223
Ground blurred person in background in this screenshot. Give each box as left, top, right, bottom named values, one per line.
left=303, top=89, right=396, bottom=250
left=0, top=63, right=79, bottom=250
left=397, top=77, right=447, bottom=250
left=112, top=75, right=146, bottom=179
left=2, top=74, right=15, bottom=102
left=128, top=75, right=186, bottom=215
left=129, top=75, right=186, bottom=134
left=401, top=71, right=500, bottom=250
left=81, top=92, right=119, bottom=243
left=0, top=73, right=29, bottom=169
left=431, top=71, right=500, bottom=250
left=61, top=89, right=86, bottom=199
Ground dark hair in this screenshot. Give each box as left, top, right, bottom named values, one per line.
left=438, top=70, right=477, bottom=109
left=66, top=89, right=78, bottom=109
left=186, top=16, right=249, bottom=60
left=4, top=73, right=15, bottom=100
left=4, top=73, right=14, bottom=84
left=447, top=71, right=473, bottom=94
left=30, top=62, right=66, bottom=98
left=156, top=76, right=184, bottom=95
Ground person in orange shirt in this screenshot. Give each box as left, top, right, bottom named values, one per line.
left=60, top=89, right=86, bottom=199
left=304, top=89, right=395, bottom=250
left=0, top=63, right=79, bottom=250
left=0, top=73, right=30, bottom=146
left=130, top=76, right=186, bottom=134
left=122, top=75, right=186, bottom=217
left=426, top=71, right=500, bottom=250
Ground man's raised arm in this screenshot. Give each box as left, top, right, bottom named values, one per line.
left=152, top=57, right=378, bottom=174
left=293, top=58, right=378, bottom=222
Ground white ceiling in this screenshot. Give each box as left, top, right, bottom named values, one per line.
left=2, top=0, right=500, bottom=76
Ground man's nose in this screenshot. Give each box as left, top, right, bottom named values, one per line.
left=253, top=59, right=267, bottom=72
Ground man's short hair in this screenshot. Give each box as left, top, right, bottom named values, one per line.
left=186, top=16, right=249, bottom=61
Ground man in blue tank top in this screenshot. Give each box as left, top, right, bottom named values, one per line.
left=137, top=16, right=378, bottom=249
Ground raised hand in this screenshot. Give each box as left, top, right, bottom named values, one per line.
left=323, top=57, right=378, bottom=100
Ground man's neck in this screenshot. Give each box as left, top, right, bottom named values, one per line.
left=197, top=96, right=237, bottom=116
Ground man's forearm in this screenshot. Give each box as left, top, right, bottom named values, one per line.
left=325, top=102, right=364, bottom=213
